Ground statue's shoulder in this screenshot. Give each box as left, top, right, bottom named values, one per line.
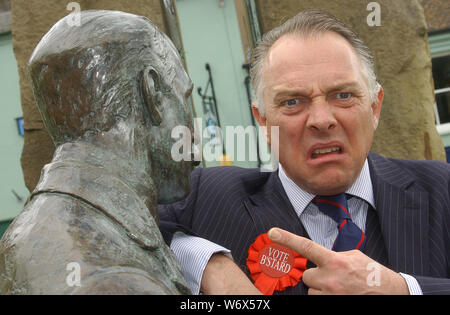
left=0, top=193, right=90, bottom=294
left=1, top=192, right=185, bottom=295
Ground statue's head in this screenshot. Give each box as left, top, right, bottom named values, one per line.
left=28, top=10, right=194, bottom=203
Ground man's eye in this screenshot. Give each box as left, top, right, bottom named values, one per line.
left=282, top=99, right=300, bottom=106
left=336, top=92, right=352, bottom=99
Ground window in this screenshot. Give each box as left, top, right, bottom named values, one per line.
left=429, top=31, right=450, bottom=151
left=433, top=54, right=450, bottom=125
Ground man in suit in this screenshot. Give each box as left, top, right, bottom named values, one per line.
left=159, top=10, right=450, bottom=295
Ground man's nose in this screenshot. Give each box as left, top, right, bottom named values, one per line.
left=306, top=100, right=337, bottom=132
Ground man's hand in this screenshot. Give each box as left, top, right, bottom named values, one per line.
left=268, top=228, right=409, bottom=295
left=200, top=254, right=262, bottom=295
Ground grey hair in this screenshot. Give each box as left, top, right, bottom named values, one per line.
left=250, top=10, right=380, bottom=116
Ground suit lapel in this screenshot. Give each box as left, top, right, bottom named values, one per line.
left=244, top=171, right=309, bottom=238
left=243, top=171, right=309, bottom=295
left=368, top=152, right=430, bottom=275
left=364, top=205, right=389, bottom=266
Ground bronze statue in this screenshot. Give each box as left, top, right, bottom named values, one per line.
left=0, top=10, right=194, bottom=294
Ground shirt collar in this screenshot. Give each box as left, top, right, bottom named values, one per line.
left=278, top=159, right=375, bottom=216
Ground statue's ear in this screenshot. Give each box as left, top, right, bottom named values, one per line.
left=142, top=66, right=163, bottom=126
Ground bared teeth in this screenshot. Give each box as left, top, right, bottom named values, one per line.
left=312, top=147, right=341, bottom=158
left=314, top=147, right=340, bottom=154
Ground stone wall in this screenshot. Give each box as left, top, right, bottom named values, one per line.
left=11, top=0, right=168, bottom=191
left=421, top=0, right=450, bottom=32
left=255, top=0, right=446, bottom=162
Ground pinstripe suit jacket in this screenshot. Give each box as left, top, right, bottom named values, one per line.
left=159, top=151, right=450, bottom=295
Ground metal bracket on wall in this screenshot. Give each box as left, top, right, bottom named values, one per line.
left=197, top=63, right=225, bottom=155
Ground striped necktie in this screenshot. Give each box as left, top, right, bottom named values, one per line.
left=312, top=194, right=366, bottom=252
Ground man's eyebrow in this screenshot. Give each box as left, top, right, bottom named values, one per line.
left=271, top=81, right=363, bottom=101
left=272, top=87, right=310, bottom=99
left=271, top=91, right=309, bottom=104
left=327, top=81, right=363, bottom=92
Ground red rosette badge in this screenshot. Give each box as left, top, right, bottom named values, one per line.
left=246, top=232, right=307, bottom=295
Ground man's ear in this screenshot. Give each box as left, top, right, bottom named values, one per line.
left=142, top=66, right=163, bottom=126
left=371, top=85, right=384, bottom=130
left=251, top=103, right=266, bottom=127
left=252, top=103, right=271, bottom=146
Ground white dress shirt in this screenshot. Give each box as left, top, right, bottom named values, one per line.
left=171, top=160, right=423, bottom=295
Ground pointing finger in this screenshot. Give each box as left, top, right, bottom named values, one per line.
left=268, top=227, right=333, bottom=267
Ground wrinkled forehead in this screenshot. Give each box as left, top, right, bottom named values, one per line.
left=263, top=32, right=365, bottom=85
